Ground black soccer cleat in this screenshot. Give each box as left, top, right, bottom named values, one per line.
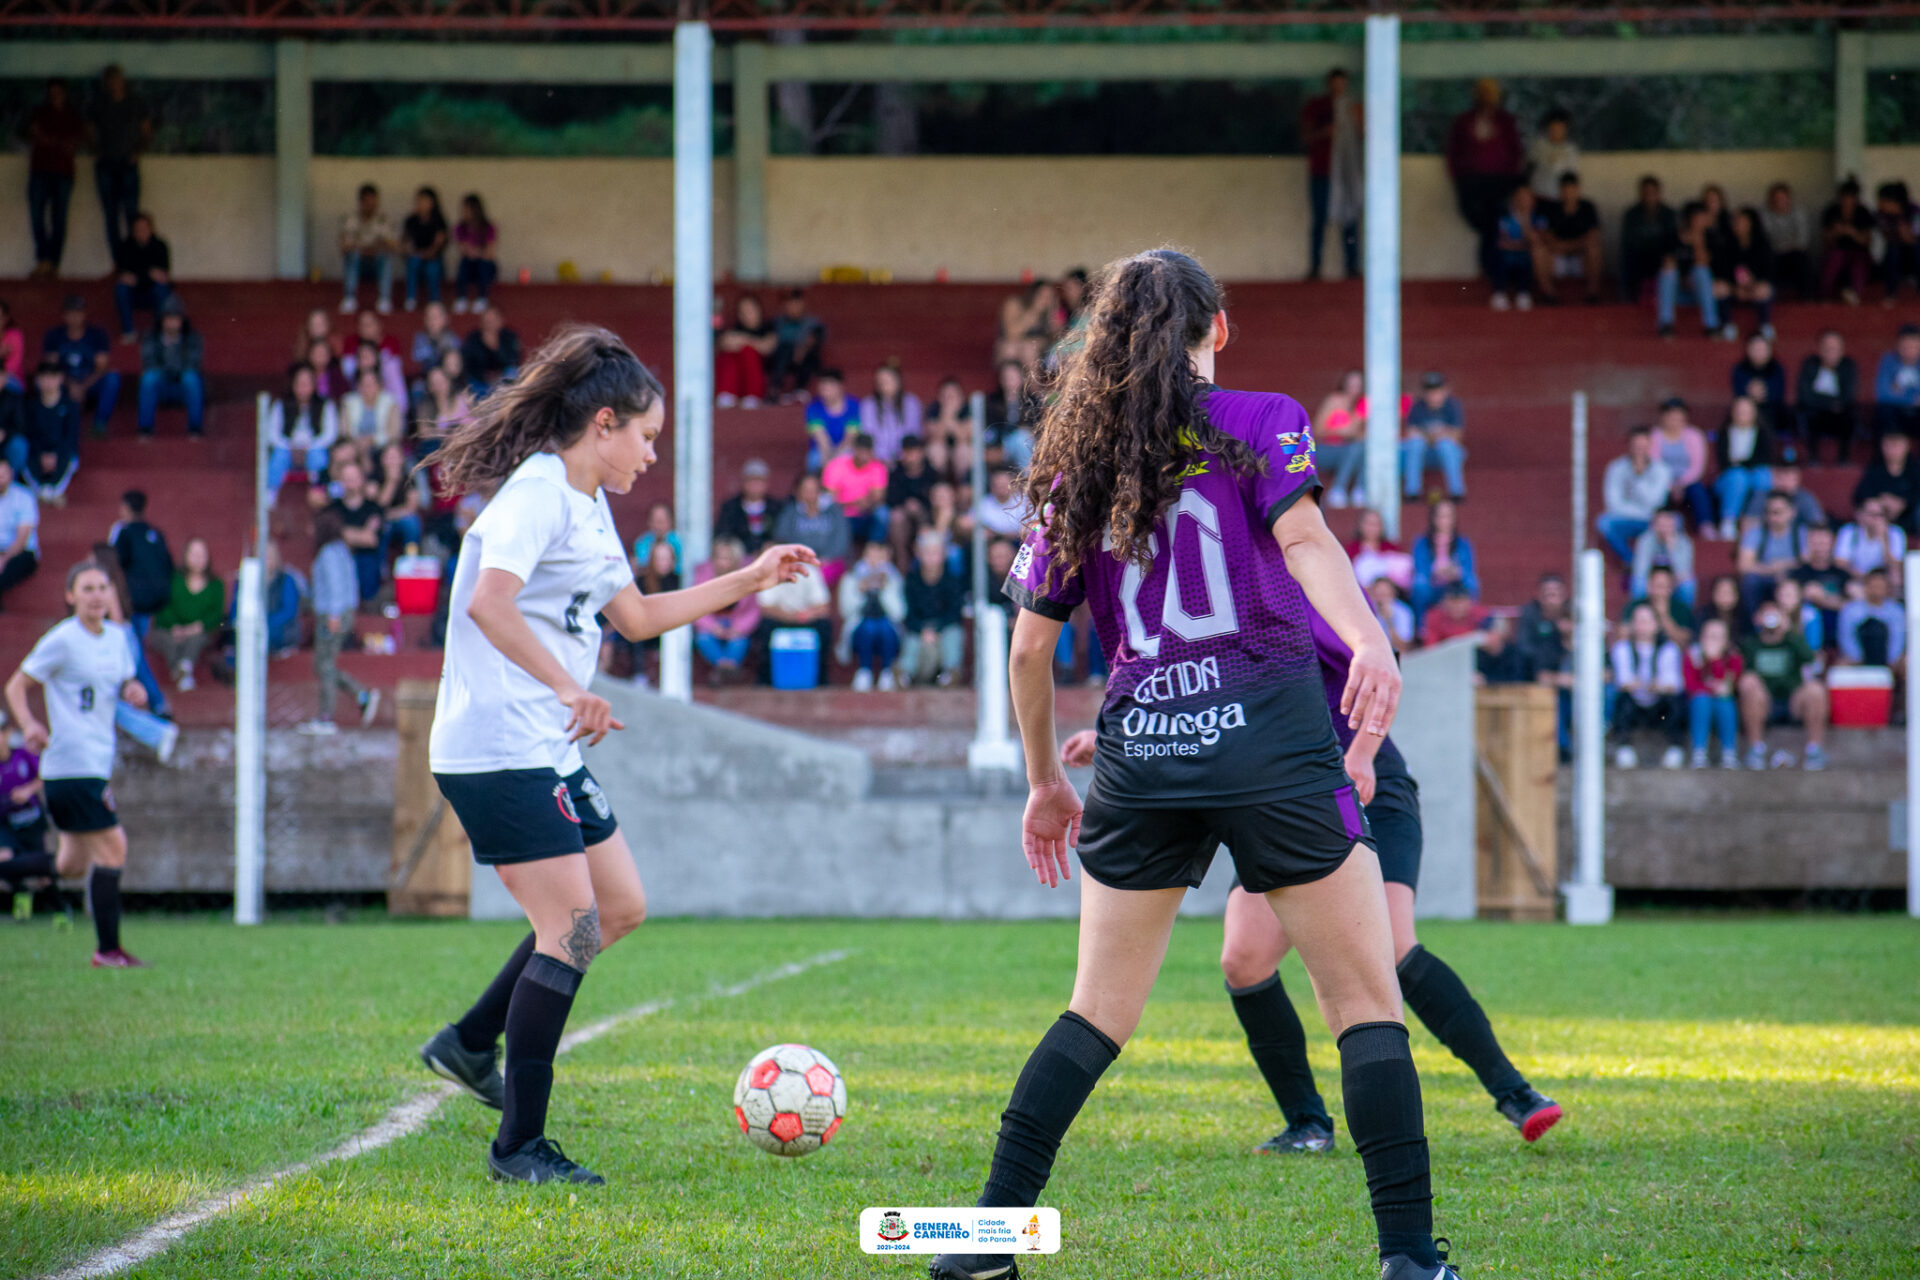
left=928, top=1255, right=1019, bottom=1280
left=1495, top=1085, right=1563, bottom=1143
left=1255, top=1115, right=1336, bottom=1155
left=419, top=1023, right=504, bottom=1110
left=1381, top=1238, right=1460, bottom=1280
left=487, top=1136, right=605, bottom=1185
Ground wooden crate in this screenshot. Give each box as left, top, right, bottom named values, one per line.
left=389, top=678, right=471, bottom=917
left=1474, top=683, right=1559, bottom=921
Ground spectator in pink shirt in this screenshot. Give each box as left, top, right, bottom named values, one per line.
left=859, top=363, right=922, bottom=462
left=0, top=299, right=23, bottom=393
left=821, top=432, right=890, bottom=545
left=692, top=536, right=759, bottom=684
left=451, top=194, right=497, bottom=314
left=1651, top=396, right=1713, bottom=533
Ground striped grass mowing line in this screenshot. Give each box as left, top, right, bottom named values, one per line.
left=40, top=948, right=855, bottom=1280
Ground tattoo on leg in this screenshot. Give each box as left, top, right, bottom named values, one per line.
left=560, top=905, right=601, bottom=969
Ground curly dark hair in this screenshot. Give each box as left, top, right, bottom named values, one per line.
left=424, top=323, right=662, bottom=496
left=1021, top=248, right=1263, bottom=590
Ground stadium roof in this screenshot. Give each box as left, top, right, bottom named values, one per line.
left=4, top=0, right=1916, bottom=35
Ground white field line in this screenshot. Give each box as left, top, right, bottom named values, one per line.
left=44, top=948, right=855, bottom=1280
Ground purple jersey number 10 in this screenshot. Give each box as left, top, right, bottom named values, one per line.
left=1118, top=490, right=1241, bottom=657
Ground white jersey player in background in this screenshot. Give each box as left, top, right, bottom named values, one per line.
left=412, top=324, right=815, bottom=1186
left=4, top=562, right=149, bottom=968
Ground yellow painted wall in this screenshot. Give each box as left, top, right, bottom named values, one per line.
left=306, top=157, right=735, bottom=285
left=9, top=146, right=1911, bottom=285
left=1, top=155, right=276, bottom=280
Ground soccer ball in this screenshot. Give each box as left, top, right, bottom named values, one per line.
left=732, top=1043, right=847, bottom=1157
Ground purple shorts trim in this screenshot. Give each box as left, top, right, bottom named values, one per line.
left=1333, top=785, right=1366, bottom=843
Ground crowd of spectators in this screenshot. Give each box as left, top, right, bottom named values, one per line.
left=1441, top=81, right=1920, bottom=337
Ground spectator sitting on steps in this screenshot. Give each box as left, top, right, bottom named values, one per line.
left=1630, top=507, right=1695, bottom=604
left=836, top=539, right=906, bottom=692
left=1853, top=429, right=1916, bottom=535
left=43, top=295, right=117, bottom=437
left=1474, top=616, right=1536, bottom=686
left=1737, top=490, right=1808, bottom=615
left=299, top=505, right=379, bottom=736
left=151, top=535, right=222, bottom=692
left=20, top=356, right=79, bottom=506
left=1597, top=426, right=1671, bottom=562
left=1630, top=563, right=1695, bottom=650
left=1836, top=567, right=1906, bottom=676
left=1683, top=615, right=1744, bottom=769
left=771, top=472, right=851, bottom=582
left=901, top=529, right=967, bottom=688
left=0, top=459, right=41, bottom=610
left=1739, top=598, right=1828, bottom=771
left=111, top=212, right=171, bottom=344
left=137, top=295, right=203, bottom=440
left=691, top=536, right=759, bottom=685
left=1609, top=600, right=1686, bottom=769
left=715, top=458, right=782, bottom=555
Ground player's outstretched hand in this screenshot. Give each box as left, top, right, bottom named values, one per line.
left=748, top=543, right=820, bottom=591
left=1344, top=742, right=1377, bottom=806
left=1341, top=637, right=1401, bottom=738
left=1022, top=777, right=1082, bottom=889
left=1060, top=729, right=1097, bottom=769
left=561, top=685, right=625, bottom=746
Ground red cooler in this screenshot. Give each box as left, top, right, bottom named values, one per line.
left=394, top=552, right=442, bottom=617
left=1828, top=666, right=1894, bottom=728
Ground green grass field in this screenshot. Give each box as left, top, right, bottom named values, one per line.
left=2, top=913, right=1916, bottom=1279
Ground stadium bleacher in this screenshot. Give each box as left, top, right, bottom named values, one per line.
left=0, top=275, right=1879, bottom=730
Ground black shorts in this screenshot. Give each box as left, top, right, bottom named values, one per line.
left=0, top=815, right=49, bottom=855
left=1078, top=783, right=1372, bottom=895
left=433, top=765, right=619, bottom=866
left=45, top=778, right=117, bottom=834
left=1367, top=772, right=1422, bottom=889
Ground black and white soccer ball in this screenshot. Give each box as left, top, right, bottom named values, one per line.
left=732, top=1043, right=847, bottom=1157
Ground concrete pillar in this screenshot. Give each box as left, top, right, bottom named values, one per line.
left=733, top=41, right=771, bottom=282
left=273, top=39, right=311, bottom=280
left=665, top=19, right=715, bottom=704
left=1362, top=15, right=1401, bottom=538
left=1835, top=29, right=1867, bottom=186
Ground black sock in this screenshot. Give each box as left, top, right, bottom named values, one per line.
left=1338, top=1020, right=1436, bottom=1266
left=455, top=931, right=537, bottom=1053
left=496, top=952, right=583, bottom=1154
left=0, top=851, right=55, bottom=886
left=978, top=1011, right=1120, bottom=1209
left=1227, top=972, right=1330, bottom=1128
left=88, top=867, right=122, bottom=953
left=1398, top=945, right=1527, bottom=1101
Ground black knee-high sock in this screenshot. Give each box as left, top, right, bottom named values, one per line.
left=978, top=1012, right=1120, bottom=1209
left=455, top=930, right=537, bottom=1053
left=497, top=952, right=583, bottom=1154
left=87, top=867, right=122, bottom=953
left=1398, top=945, right=1527, bottom=1100
left=1338, top=1021, right=1436, bottom=1266
left=0, top=851, right=55, bottom=887
left=1227, top=972, right=1330, bottom=1128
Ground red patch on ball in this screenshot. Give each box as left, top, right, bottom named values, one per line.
left=804, top=1065, right=836, bottom=1096
left=821, top=1116, right=842, bottom=1145
left=750, top=1060, right=782, bottom=1090
left=734, top=1105, right=749, bottom=1133
left=769, top=1112, right=804, bottom=1143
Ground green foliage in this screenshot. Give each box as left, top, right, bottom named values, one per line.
left=324, top=90, right=678, bottom=158
left=2, top=915, right=1916, bottom=1278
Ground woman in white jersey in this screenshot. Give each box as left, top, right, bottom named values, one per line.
left=4, top=562, right=146, bottom=968
left=413, top=325, right=815, bottom=1186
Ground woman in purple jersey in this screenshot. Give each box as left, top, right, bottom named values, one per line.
left=931, top=249, right=1459, bottom=1280
left=1063, top=603, right=1564, bottom=1161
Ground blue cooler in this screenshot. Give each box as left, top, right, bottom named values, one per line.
left=770, top=627, right=821, bottom=690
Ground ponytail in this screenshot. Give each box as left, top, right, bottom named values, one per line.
left=425, top=323, right=662, bottom=496
left=1024, top=247, right=1261, bottom=588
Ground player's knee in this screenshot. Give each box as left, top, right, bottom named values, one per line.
left=599, top=893, right=646, bottom=947
left=1219, top=943, right=1276, bottom=991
